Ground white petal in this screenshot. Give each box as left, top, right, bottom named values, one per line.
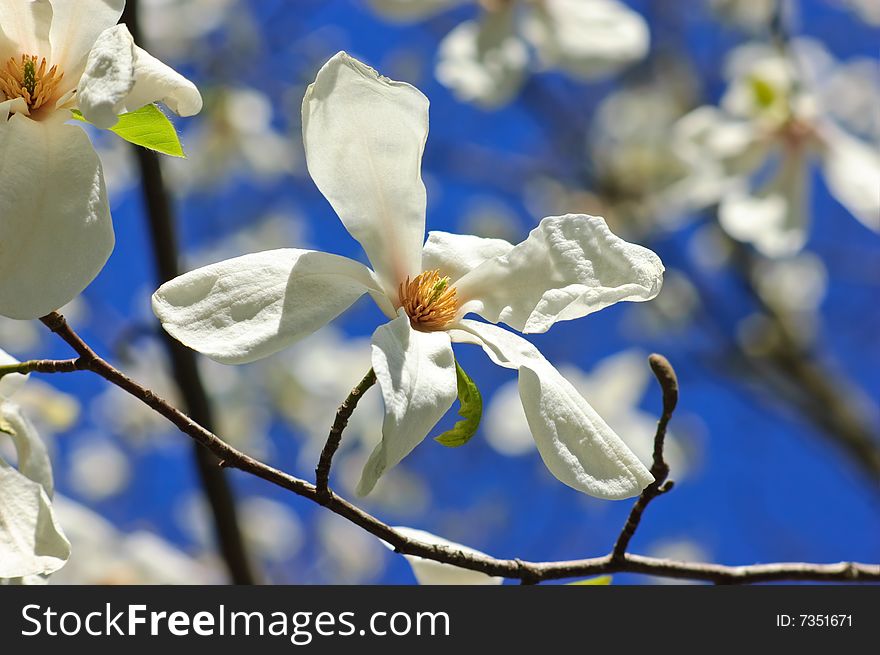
left=0, top=348, right=27, bottom=398
left=820, top=124, right=880, bottom=231
left=523, top=0, right=649, bottom=78
left=0, top=117, right=114, bottom=320
left=367, top=0, right=466, bottom=21
left=2, top=403, right=54, bottom=496
left=152, top=249, right=385, bottom=365
left=382, top=526, right=504, bottom=585
left=0, top=0, right=51, bottom=60
left=0, top=461, right=69, bottom=578
left=451, top=320, right=653, bottom=499
left=436, top=13, right=529, bottom=108
left=455, top=214, right=664, bottom=334
left=421, top=231, right=514, bottom=284
left=718, top=149, right=811, bottom=257
left=78, top=24, right=202, bottom=129
left=302, top=52, right=428, bottom=294
left=48, top=0, right=124, bottom=78
left=357, top=312, right=457, bottom=496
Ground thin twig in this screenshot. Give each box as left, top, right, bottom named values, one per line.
left=0, top=358, right=83, bottom=378
left=612, top=354, right=678, bottom=560
left=315, top=368, right=377, bottom=499
left=34, top=311, right=880, bottom=584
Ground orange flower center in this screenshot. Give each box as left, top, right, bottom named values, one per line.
left=398, top=270, right=459, bottom=331
left=0, top=55, right=64, bottom=112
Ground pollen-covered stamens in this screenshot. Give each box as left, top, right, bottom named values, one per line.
left=0, top=55, right=64, bottom=112
left=399, top=269, right=459, bottom=331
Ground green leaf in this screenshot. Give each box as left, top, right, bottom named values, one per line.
left=72, top=104, right=186, bottom=158
left=434, top=361, right=482, bottom=448
left=566, top=575, right=613, bottom=586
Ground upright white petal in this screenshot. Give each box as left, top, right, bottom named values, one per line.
left=451, top=320, right=653, bottom=499
left=523, top=0, right=649, bottom=78
left=367, top=0, right=466, bottom=21
left=78, top=24, right=202, bottom=129
left=436, top=11, right=529, bottom=108
left=47, top=0, right=124, bottom=81
left=357, top=312, right=457, bottom=496
left=718, top=148, right=811, bottom=257
left=455, top=214, right=664, bottom=333
left=152, top=249, right=386, bottom=365
left=820, top=124, right=880, bottom=231
left=421, top=231, right=514, bottom=284
left=382, top=526, right=504, bottom=585
left=303, top=52, right=428, bottom=294
left=0, top=117, right=114, bottom=320
left=0, top=0, right=52, bottom=59
left=0, top=461, right=69, bottom=578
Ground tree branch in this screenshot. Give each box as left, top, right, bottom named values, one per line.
left=36, top=312, right=880, bottom=584
left=315, top=368, right=377, bottom=499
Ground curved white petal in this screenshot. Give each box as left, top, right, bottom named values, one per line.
left=382, top=526, right=504, bottom=585
left=357, top=312, right=457, bottom=496
left=367, top=0, right=466, bottom=21
left=78, top=24, right=202, bottom=129
left=0, top=348, right=27, bottom=398
left=0, top=117, right=114, bottom=320
left=718, top=149, right=810, bottom=257
left=48, top=0, right=124, bottom=79
left=153, top=249, right=384, bottom=365
left=436, top=13, right=529, bottom=108
left=820, top=124, right=880, bottom=231
left=455, top=214, right=664, bottom=334
left=2, top=403, right=54, bottom=496
left=421, top=231, right=514, bottom=284
left=302, top=52, right=428, bottom=294
left=451, top=320, right=653, bottom=499
left=0, top=0, right=51, bottom=60
left=0, top=460, right=69, bottom=578
left=523, top=0, right=649, bottom=78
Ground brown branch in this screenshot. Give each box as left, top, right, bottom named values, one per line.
left=315, top=368, right=377, bottom=499
left=35, top=312, right=880, bottom=584
left=612, top=354, right=678, bottom=559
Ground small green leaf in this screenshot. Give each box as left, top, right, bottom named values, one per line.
left=434, top=361, right=482, bottom=448
left=567, top=575, right=613, bottom=586
left=72, top=104, right=186, bottom=158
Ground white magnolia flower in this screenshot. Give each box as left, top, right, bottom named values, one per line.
left=381, top=526, right=504, bottom=585
left=671, top=39, right=880, bottom=257
left=0, top=348, right=69, bottom=579
left=0, top=0, right=202, bottom=319
left=152, top=52, right=664, bottom=500
left=371, top=0, right=649, bottom=107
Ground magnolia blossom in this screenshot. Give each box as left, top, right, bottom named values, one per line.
left=0, top=0, right=201, bottom=319
left=0, top=349, right=69, bottom=579
left=671, top=39, right=880, bottom=257
left=380, top=527, right=504, bottom=585
left=370, top=0, right=649, bottom=107
left=152, top=52, right=664, bottom=500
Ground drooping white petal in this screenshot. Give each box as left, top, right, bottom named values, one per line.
left=367, top=0, right=466, bottom=21
left=0, top=116, right=114, bottom=320
left=0, top=0, right=52, bottom=60
left=718, top=148, right=811, bottom=257
left=152, top=249, right=386, bottom=365
left=523, top=0, right=649, bottom=79
left=451, top=320, right=654, bottom=499
left=357, top=312, right=457, bottom=496
left=421, top=231, right=514, bottom=284
left=454, top=214, right=664, bottom=334
left=302, top=52, right=428, bottom=294
left=435, top=12, right=529, bottom=108
left=819, top=124, right=880, bottom=231
left=77, top=24, right=202, bottom=129
left=0, top=460, right=69, bottom=578
left=381, top=526, right=504, bottom=585
left=2, top=403, right=54, bottom=496
left=47, top=0, right=124, bottom=81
